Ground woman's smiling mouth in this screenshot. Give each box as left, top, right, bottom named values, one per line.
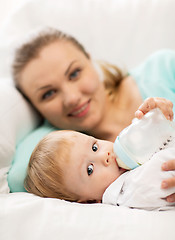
left=68, top=100, right=91, bottom=118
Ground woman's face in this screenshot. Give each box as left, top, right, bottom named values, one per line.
left=19, top=41, right=106, bottom=131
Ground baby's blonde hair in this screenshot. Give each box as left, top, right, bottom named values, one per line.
left=12, top=27, right=126, bottom=100
left=24, top=130, right=80, bottom=202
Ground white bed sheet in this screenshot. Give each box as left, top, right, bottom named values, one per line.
left=1, top=192, right=175, bottom=240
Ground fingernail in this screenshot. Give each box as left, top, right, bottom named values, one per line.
left=162, top=162, right=168, bottom=170
left=167, top=196, right=175, bottom=203
left=161, top=181, right=168, bottom=189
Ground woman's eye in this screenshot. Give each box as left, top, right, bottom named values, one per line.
left=87, top=164, right=94, bottom=176
left=92, top=143, right=98, bottom=152
left=42, top=90, right=55, bottom=100
left=69, top=69, right=80, bottom=80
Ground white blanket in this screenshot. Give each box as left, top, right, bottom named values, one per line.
left=103, top=148, right=175, bottom=210
left=1, top=192, right=175, bottom=240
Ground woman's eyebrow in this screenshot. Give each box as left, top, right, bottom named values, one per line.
left=64, top=60, right=77, bottom=76
left=35, top=85, right=52, bottom=93
left=35, top=61, right=78, bottom=92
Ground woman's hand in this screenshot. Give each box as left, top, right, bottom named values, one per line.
left=135, top=97, right=175, bottom=202
left=161, top=160, right=175, bottom=202
left=135, top=97, right=174, bottom=120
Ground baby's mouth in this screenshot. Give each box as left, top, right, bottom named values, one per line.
left=119, top=167, right=127, bottom=173
left=114, top=157, right=127, bottom=173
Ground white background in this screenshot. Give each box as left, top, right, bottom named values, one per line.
left=0, top=0, right=24, bottom=28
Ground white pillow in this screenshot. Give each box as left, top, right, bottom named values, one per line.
left=0, top=83, right=40, bottom=192
left=0, top=0, right=175, bottom=84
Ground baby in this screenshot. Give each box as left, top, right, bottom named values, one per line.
left=25, top=108, right=175, bottom=210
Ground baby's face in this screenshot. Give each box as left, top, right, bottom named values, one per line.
left=62, top=131, right=125, bottom=202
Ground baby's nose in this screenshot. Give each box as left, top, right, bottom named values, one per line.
left=103, top=152, right=111, bottom=166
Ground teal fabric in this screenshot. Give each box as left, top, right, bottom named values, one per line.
left=129, top=49, right=175, bottom=115
left=8, top=121, right=57, bottom=192
left=8, top=49, right=175, bottom=192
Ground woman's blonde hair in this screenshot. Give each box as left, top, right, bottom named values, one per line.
left=12, top=27, right=126, bottom=100
left=24, top=130, right=80, bottom=202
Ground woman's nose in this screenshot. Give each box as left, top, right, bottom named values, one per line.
left=63, top=86, right=80, bottom=107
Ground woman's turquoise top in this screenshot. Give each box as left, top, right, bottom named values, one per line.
left=130, top=49, right=175, bottom=113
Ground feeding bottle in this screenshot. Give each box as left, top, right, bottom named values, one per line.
left=113, top=108, right=175, bottom=170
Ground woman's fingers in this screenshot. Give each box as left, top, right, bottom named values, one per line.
left=135, top=97, right=174, bottom=120
left=166, top=193, right=175, bottom=203
left=134, top=110, right=144, bottom=119
left=161, top=160, right=175, bottom=190
left=162, top=160, right=175, bottom=171
left=161, top=177, right=175, bottom=189
left=161, top=159, right=175, bottom=203
left=137, top=97, right=156, bottom=114
left=156, top=98, right=174, bottom=120
left=135, top=98, right=155, bottom=119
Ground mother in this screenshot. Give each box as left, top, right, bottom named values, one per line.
left=13, top=28, right=175, bottom=202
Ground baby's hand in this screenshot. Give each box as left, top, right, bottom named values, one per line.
left=135, top=97, right=174, bottom=120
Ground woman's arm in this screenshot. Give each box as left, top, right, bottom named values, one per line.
left=135, top=97, right=174, bottom=120
left=161, top=160, right=175, bottom=202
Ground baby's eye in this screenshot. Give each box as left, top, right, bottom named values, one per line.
left=92, top=143, right=98, bottom=152
left=69, top=69, right=81, bottom=80
left=87, top=164, right=94, bottom=176
left=42, top=90, right=56, bottom=100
